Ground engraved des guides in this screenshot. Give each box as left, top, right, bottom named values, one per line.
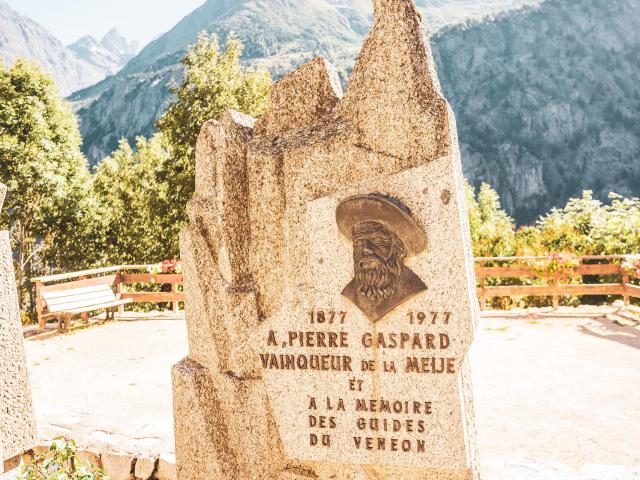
left=258, top=194, right=460, bottom=454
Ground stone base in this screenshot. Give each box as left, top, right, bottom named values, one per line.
left=172, top=358, right=284, bottom=480
left=172, top=354, right=476, bottom=480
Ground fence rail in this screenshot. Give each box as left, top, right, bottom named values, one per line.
left=31, top=265, right=184, bottom=330
left=475, top=255, right=639, bottom=309
left=30, top=256, right=640, bottom=326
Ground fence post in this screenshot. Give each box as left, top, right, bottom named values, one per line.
left=623, top=271, right=630, bottom=306
left=116, top=269, right=125, bottom=314
left=477, top=261, right=486, bottom=310
left=172, top=281, right=179, bottom=313
left=34, top=280, right=45, bottom=331
left=552, top=271, right=560, bottom=310
left=79, top=275, right=89, bottom=323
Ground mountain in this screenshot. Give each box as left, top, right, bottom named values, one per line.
left=0, top=0, right=104, bottom=95
left=72, top=0, right=640, bottom=224
left=432, top=0, right=640, bottom=223
left=68, top=29, right=139, bottom=76
left=72, top=0, right=534, bottom=166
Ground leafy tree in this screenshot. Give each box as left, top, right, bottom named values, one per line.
left=536, top=190, right=640, bottom=255
left=0, top=60, right=92, bottom=307
left=465, top=181, right=516, bottom=257
left=156, top=32, right=271, bottom=230
left=91, top=134, right=177, bottom=264
left=87, top=34, right=271, bottom=267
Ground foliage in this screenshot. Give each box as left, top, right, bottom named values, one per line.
left=19, top=437, right=107, bottom=480
left=465, top=181, right=516, bottom=257
left=156, top=32, right=271, bottom=233
left=621, top=255, right=640, bottom=276
left=90, top=134, right=177, bottom=264
left=536, top=191, right=640, bottom=255
left=528, top=252, right=580, bottom=281
left=0, top=60, right=92, bottom=308
left=89, top=34, right=271, bottom=266
left=148, top=258, right=183, bottom=279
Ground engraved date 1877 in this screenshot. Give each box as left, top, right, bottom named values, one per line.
left=309, top=309, right=347, bottom=324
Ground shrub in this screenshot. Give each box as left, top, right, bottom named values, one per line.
left=20, top=437, right=107, bottom=480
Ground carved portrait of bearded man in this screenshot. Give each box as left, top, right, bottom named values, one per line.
left=337, top=193, right=428, bottom=323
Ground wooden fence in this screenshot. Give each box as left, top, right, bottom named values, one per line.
left=475, top=255, right=640, bottom=309
left=31, top=265, right=184, bottom=330
left=29, top=256, right=640, bottom=327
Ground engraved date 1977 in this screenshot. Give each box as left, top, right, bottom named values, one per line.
left=408, top=311, right=451, bottom=325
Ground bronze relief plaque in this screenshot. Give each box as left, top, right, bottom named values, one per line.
left=337, top=193, right=428, bottom=323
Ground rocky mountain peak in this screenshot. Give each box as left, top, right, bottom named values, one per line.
left=0, top=1, right=103, bottom=95
left=101, top=28, right=139, bottom=56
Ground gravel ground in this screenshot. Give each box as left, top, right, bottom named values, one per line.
left=18, top=307, right=640, bottom=478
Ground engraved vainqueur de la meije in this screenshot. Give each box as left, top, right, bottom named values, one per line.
left=337, top=193, right=428, bottom=323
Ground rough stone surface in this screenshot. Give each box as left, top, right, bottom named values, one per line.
left=156, top=453, right=176, bottom=480
left=101, top=452, right=134, bottom=480
left=134, top=455, right=156, bottom=479
left=174, top=1, right=479, bottom=479
left=0, top=183, right=5, bottom=211
left=1, top=183, right=37, bottom=472
left=76, top=450, right=102, bottom=470
left=254, top=56, right=343, bottom=138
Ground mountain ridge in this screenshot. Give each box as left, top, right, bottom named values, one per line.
left=68, top=29, right=139, bottom=76
left=60, top=0, right=640, bottom=223
left=432, top=0, right=640, bottom=222
left=0, top=0, right=104, bottom=95
left=71, top=0, right=536, bottom=164
left=0, top=1, right=140, bottom=95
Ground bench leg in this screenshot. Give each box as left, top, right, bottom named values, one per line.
left=63, top=315, right=71, bottom=333
left=57, top=315, right=71, bottom=333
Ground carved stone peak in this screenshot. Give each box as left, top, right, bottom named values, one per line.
left=0, top=183, right=6, bottom=212
left=224, top=109, right=256, bottom=131
left=338, top=0, right=450, bottom=163
left=373, top=0, right=419, bottom=19
left=254, top=56, right=343, bottom=138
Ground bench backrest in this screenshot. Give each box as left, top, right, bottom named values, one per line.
left=41, top=275, right=118, bottom=314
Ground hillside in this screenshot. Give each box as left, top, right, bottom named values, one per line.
left=70, top=0, right=640, bottom=224
left=0, top=0, right=104, bottom=95
left=71, top=0, right=533, bottom=166
left=432, top=0, right=640, bottom=223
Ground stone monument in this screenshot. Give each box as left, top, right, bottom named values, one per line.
left=0, top=183, right=37, bottom=472
left=173, top=0, right=480, bottom=478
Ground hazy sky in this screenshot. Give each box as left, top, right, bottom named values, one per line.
left=6, top=0, right=206, bottom=46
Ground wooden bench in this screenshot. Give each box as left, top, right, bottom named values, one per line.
left=38, top=274, right=132, bottom=332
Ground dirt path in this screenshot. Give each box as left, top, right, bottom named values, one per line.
left=471, top=308, right=640, bottom=478
left=21, top=308, right=640, bottom=478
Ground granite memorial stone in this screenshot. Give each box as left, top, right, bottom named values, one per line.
left=0, top=183, right=37, bottom=472
left=173, top=0, right=480, bottom=478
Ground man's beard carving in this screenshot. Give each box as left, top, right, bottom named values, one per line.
left=355, top=251, right=403, bottom=303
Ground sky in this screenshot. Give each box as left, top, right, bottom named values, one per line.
left=5, top=0, right=206, bottom=46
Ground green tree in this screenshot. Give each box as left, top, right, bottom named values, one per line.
left=156, top=33, right=271, bottom=232
left=537, top=191, right=640, bottom=255
left=91, top=134, right=177, bottom=264
left=0, top=60, right=92, bottom=307
left=465, top=181, right=516, bottom=257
